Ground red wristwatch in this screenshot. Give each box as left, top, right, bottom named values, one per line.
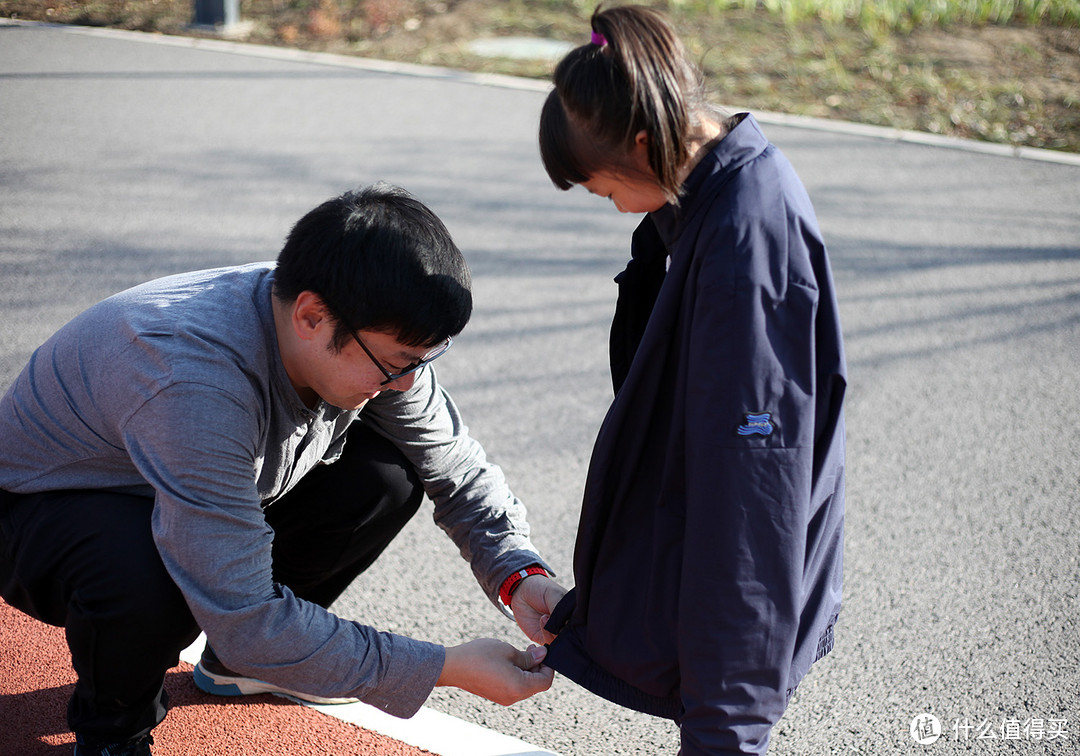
left=499, top=565, right=548, bottom=608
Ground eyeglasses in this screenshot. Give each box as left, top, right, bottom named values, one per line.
left=351, top=331, right=453, bottom=386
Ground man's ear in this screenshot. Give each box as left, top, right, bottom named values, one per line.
left=292, top=290, right=330, bottom=341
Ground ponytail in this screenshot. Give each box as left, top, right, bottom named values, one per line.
left=539, top=5, right=705, bottom=203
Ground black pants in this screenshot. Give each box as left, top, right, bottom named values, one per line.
left=0, top=422, right=423, bottom=746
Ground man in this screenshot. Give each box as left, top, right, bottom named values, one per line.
left=0, top=184, right=566, bottom=755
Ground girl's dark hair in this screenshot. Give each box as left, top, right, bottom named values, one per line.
left=274, top=183, right=472, bottom=351
left=539, top=5, right=706, bottom=203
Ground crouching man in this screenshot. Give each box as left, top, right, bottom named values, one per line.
left=0, top=183, right=566, bottom=755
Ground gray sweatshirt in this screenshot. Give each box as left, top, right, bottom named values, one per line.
left=0, top=263, right=547, bottom=717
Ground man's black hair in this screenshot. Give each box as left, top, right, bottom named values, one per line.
left=274, top=183, right=472, bottom=351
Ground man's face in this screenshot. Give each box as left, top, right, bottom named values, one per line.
left=306, top=329, right=428, bottom=410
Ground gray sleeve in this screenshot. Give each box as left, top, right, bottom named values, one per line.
left=361, top=366, right=551, bottom=607
left=124, top=382, right=443, bottom=718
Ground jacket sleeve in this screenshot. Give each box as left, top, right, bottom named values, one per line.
left=676, top=208, right=820, bottom=754
left=127, top=381, right=444, bottom=718
left=360, top=366, right=550, bottom=606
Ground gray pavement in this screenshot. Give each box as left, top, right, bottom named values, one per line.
left=2, top=20, right=1078, bottom=756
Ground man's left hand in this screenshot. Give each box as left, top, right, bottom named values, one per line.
left=510, top=575, right=567, bottom=644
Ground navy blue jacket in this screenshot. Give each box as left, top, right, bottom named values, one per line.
left=545, top=114, right=847, bottom=755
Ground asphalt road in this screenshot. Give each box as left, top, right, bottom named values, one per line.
left=2, top=20, right=1077, bottom=756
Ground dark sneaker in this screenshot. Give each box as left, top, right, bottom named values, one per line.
left=193, top=645, right=358, bottom=705
left=73, top=734, right=153, bottom=755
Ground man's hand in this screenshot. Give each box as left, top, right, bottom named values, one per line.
left=510, top=574, right=567, bottom=644
left=437, top=639, right=554, bottom=706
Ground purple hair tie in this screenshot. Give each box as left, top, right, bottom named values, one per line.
left=590, top=30, right=607, bottom=47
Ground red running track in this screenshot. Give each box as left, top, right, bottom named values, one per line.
left=0, top=599, right=431, bottom=755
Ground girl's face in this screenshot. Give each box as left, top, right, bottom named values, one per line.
left=578, top=132, right=672, bottom=214
left=581, top=170, right=669, bottom=213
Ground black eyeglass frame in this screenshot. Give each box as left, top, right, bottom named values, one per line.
left=350, top=331, right=453, bottom=386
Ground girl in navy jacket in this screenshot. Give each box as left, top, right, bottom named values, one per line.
left=537, top=6, right=847, bottom=754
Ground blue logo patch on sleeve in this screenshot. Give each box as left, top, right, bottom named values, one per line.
left=736, top=412, right=774, bottom=437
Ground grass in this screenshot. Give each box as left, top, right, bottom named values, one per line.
left=687, top=0, right=1080, bottom=28
left=3, top=0, right=1078, bottom=154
